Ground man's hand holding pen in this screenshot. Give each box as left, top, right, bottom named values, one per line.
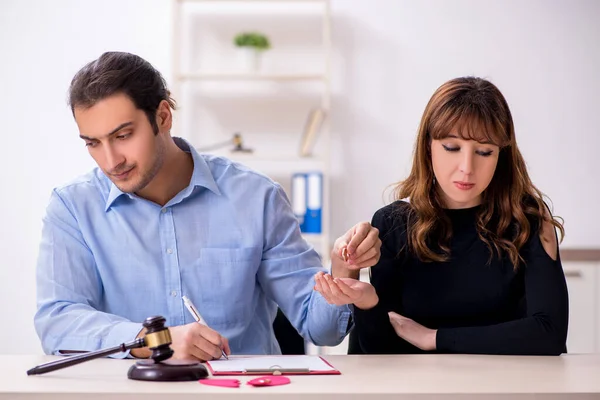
left=168, top=323, right=231, bottom=362
left=130, top=322, right=230, bottom=362
left=131, top=296, right=231, bottom=362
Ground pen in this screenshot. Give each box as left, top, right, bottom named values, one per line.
left=182, top=295, right=229, bottom=360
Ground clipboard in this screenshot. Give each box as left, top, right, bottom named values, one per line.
left=205, top=355, right=341, bottom=376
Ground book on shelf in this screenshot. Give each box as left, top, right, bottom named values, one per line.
left=299, top=107, right=326, bottom=157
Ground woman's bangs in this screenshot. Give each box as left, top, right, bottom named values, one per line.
left=430, top=107, right=508, bottom=147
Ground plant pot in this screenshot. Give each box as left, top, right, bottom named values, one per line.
left=237, top=47, right=262, bottom=73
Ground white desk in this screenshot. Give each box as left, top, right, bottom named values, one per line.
left=2, top=354, right=600, bottom=399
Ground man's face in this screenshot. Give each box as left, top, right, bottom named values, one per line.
left=74, top=93, right=165, bottom=193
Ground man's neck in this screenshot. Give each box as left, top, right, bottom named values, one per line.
left=136, top=139, right=194, bottom=207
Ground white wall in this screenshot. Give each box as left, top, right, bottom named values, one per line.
left=329, top=0, right=600, bottom=247
left=0, top=0, right=598, bottom=354
left=0, top=0, right=172, bottom=354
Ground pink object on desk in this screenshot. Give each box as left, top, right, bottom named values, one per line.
left=198, top=378, right=240, bottom=388
left=247, top=376, right=291, bottom=387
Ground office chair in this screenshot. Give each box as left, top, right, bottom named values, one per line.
left=273, top=308, right=305, bottom=355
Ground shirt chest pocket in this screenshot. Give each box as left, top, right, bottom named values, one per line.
left=187, top=247, right=261, bottom=327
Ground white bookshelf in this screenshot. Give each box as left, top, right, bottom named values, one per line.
left=179, top=0, right=325, bottom=3
left=220, top=152, right=328, bottom=167
left=177, top=73, right=326, bottom=81
left=171, top=0, right=335, bottom=355
left=171, top=0, right=332, bottom=263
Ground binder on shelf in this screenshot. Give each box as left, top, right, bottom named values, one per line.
left=299, top=108, right=326, bottom=157
left=304, top=172, right=322, bottom=234
left=291, top=173, right=307, bottom=231
left=291, top=172, right=322, bottom=234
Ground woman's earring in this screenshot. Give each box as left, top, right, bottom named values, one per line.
left=433, top=177, right=437, bottom=185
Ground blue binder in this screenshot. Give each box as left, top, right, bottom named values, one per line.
left=291, top=172, right=322, bottom=233
left=291, top=173, right=307, bottom=231
left=304, top=172, right=322, bottom=233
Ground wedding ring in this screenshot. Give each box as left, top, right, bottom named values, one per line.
left=341, top=247, right=349, bottom=262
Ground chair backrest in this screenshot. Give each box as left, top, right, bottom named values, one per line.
left=273, top=308, right=305, bottom=355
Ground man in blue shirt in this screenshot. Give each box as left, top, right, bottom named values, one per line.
left=35, top=52, right=381, bottom=360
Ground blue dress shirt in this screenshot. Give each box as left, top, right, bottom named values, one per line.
left=35, top=137, right=352, bottom=356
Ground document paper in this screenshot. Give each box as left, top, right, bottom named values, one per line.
left=207, top=355, right=337, bottom=373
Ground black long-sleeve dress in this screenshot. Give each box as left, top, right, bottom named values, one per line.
left=352, top=201, right=569, bottom=355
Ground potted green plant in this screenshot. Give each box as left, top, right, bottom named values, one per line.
left=234, top=32, right=271, bottom=72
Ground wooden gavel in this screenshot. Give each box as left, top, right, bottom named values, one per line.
left=26, top=315, right=208, bottom=381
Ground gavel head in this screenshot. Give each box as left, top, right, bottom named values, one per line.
left=142, top=316, right=174, bottom=363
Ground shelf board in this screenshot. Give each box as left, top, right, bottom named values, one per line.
left=216, top=152, right=327, bottom=165
left=302, top=232, right=330, bottom=253
left=199, top=149, right=325, bottom=162
left=302, top=232, right=327, bottom=240
left=180, top=0, right=326, bottom=3
left=178, top=73, right=326, bottom=82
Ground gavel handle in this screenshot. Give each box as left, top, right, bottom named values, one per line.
left=26, top=338, right=146, bottom=376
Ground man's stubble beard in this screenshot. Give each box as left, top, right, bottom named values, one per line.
left=116, top=138, right=166, bottom=194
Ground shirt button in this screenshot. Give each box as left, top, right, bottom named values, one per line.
left=161, top=208, right=167, bottom=214
left=167, top=248, right=173, bottom=254
left=171, top=290, right=177, bottom=297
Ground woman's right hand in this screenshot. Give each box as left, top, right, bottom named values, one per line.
left=313, top=271, right=379, bottom=310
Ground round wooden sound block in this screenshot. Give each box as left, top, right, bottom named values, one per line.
left=128, top=359, right=208, bottom=382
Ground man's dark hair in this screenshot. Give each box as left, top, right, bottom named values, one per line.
left=68, top=52, right=176, bottom=134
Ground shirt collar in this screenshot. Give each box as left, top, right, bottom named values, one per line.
left=105, top=137, right=220, bottom=211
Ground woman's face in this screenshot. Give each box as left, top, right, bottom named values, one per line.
left=431, top=135, right=499, bottom=209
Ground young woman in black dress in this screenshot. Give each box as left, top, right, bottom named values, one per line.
left=314, top=76, right=568, bottom=355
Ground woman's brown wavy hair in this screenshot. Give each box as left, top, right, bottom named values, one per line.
left=394, top=77, right=564, bottom=268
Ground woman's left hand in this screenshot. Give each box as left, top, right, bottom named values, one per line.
left=388, top=312, right=437, bottom=351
